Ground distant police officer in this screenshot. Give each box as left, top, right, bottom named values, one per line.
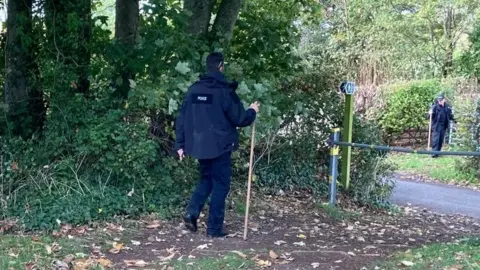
left=428, top=93, right=455, bottom=158
left=175, top=52, right=259, bottom=238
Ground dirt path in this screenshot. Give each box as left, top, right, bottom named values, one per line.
left=102, top=195, right=480, bottom=269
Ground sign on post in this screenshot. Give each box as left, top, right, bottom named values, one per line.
left=339, top=81, right=356, bottom=190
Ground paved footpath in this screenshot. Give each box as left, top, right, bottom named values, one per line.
left=390, top=177, right=480, bottom=219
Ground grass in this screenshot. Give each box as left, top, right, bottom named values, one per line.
left=388, top=153, right=478, bottom=185
left=317, top=203, right=361, bottom=222
left=173, top=254, right=255, bottom=269
left=378, top=238, right=480, bottom=269
left=0, top=234, right=91, bottom=270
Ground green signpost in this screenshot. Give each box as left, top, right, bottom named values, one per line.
left=339, top=81, right=356, bottom=190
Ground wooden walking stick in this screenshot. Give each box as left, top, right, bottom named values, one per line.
left=243, top=123, right=255, bottom=241
left=428, top=112, right=432, bottom=150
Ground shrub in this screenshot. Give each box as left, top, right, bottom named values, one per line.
left=247, top=73, right=396, bottom=205
left=378, top=80, right=441, bottom=140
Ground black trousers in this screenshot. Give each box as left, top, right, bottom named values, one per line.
left=186, top=152, right=232, bottom=233
left=432, top=126, right=447, bottom=152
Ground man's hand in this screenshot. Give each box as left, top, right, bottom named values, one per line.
left=249, top=101, right=260, bottom=113
left=177, top=149, right=185, bottom=161
left=428, top=110, right=433, bottom=115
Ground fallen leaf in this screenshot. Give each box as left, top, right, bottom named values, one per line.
left=255, top=259, right=272, bottom=268
left=45, top=245, right=52, bottom=255
left=269, top=250, right=279, bottom=260
left=274, top=240, right=286, bottom=246
left=196, top=244, right=209, bottom=250
left=124, top=260, right=148, bottom=267
left=53, top=260, right=69, bottom=269
left=158, top=251, right=175, bottom=262
left=230, top=251, right=248, bottom=258
left=146, top=221, right=161, bottom=229
left=25, top=262, right=36, bottom=270
left=8, top=249, right=19, bottom=258
left=73, top=258, right=93, bottom=270
left=107, top=223, right=124, bottom=232
left=97, top=258, right=113, bottom=268
left=109, top=243, right=124, bottom=254
left=400, top=261, right=414, bottom=266
left=131, top=240, right=141, bottom=246
left=312, top=262, right=321, bottom=268
left=63, top=254, right=75, bottom=264
left=297, top=234, right=307, bottom=239
left=293, top=241, right=305, bottom=246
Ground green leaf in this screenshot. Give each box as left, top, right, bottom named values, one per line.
left=175, top=62, right=191, bottom=75
left=129, top=79, right=137, bottom=89
left=168, top=98, right=178, bottom=115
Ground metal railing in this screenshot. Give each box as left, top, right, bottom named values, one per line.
left=327, top=128, right=480, bottom=206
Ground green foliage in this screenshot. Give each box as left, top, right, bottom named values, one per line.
left=253, top=73, right=342, bottom=195
left=454, top=98, right=480, bottom=180
left=378, top=80, right=441, bottom=137
left=459, top=23, right=480, bottom=78
left=349, top=118, right=397, bottom=205
left=0, top=0, right=400, bottom=230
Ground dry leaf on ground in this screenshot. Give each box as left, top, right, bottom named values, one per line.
left=230, top=251, right=248, bottom=258
left=269, top=250, right=279, bottom=260
left=400, top=261, right=415, bottom=266
left=124, top=260, right=148, bottom=267
left=109, top=242, right=124, bottom=254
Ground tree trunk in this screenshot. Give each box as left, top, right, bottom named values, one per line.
left=5, top=0, right=31, bottom=114
left=114, top=0, right=139, bottom=99
left=5, top=0, right=45, bottom=137
left=211, top=0, right=243, bottom=45
left=184, top=0, right=216, bottom=37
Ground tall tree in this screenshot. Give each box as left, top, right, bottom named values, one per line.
left=114, top=0, right=139, bottom=98
left=5, top=0, right=44, bottom=137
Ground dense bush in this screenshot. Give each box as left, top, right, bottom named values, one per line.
left=248, top=74, right=396, bottom=204
left=454, top=98, right=480, bottom=179
left=0, top=0, right=397, bottom=230
left=349, top=118, right=397, bottom=205
left=375, top=80, right=447, bottom=141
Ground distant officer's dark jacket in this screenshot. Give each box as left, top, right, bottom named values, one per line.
left=428, top=103, right=455, bottom=131
left=175, top=72, right=256, bottom=160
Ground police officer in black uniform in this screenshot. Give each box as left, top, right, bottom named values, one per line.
left=175, top=52, right=259, bottom=238
left=428, top=93, right=455, bottom=158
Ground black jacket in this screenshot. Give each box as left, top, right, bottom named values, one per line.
left=175, top=72, right=256, bottom=160
left=428, top=103, right=455, bottom=131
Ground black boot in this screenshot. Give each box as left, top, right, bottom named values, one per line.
left=207, top=230, right=228, bottom=238
left=183, top=213, right=198, bottom=233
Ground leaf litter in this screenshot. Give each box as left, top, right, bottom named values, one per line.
left=14, top=193, right=480, bottom=270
